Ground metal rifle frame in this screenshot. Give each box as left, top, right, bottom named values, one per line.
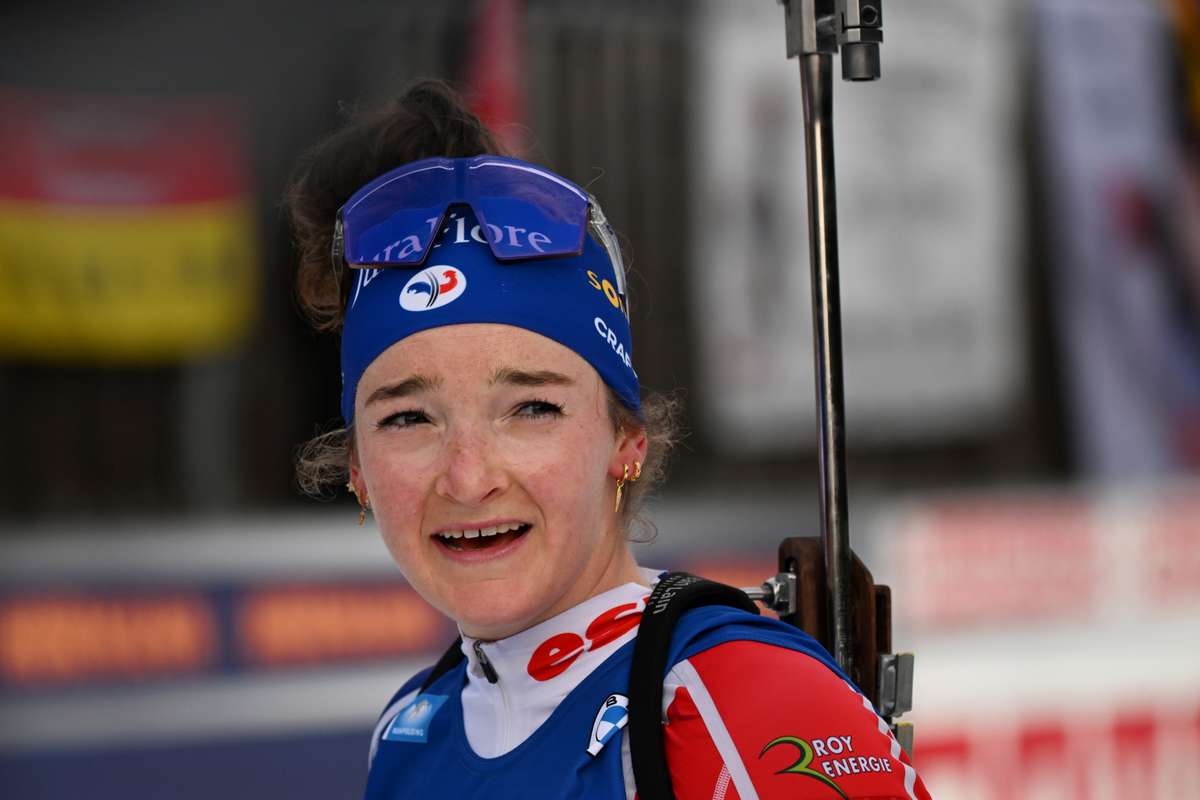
left=740, top=0, right=915, bottom=754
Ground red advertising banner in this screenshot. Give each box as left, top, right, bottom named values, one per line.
left=0, top=90, right=258, bottom=362
left=914, top=702, right=1200, bottom=798
left=884, top=489, right=1200, bottom=629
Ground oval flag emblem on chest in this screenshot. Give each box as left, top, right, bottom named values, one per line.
left=587, top=693, right=630, bottom=756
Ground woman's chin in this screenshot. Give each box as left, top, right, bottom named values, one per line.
left=452, top=593, right=545, bottom=640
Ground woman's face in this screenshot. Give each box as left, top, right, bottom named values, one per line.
left=350, top=324, right=646, bottom=640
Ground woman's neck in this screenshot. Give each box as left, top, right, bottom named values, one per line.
left=461, top=535, right=645, bottom=642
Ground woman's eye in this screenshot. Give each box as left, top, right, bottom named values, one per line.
left=376, top=409, right=430, bottom=429
left=514, top=400, right=563, bottom=419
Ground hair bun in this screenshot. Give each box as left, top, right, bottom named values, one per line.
left=285, top=78, right=505, bottom=331
left=390, top=78, right=504, bottom=162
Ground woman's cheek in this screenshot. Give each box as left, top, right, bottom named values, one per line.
left=365, top=460, right=434, bottom=555
left=374, top=501, right=430, bottom=584
left=375, top=470, right=427, bottom=525
left=363, top=435, right=440, bottom=495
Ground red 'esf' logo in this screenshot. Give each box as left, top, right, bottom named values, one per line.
left=526, top=597, right=648, bottom=682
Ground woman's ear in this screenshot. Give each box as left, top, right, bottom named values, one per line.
left=608, top=425, right=648, bottom=479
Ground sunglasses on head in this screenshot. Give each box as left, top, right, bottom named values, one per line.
left=331, top=155, right=628, bottom=314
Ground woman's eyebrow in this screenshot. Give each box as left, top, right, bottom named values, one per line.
left=491, top=368, right=575, bottom=387
left=364, top=374, right=440, bottom=406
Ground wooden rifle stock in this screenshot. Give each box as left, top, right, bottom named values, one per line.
left=778, top=537, right=892, bottom=714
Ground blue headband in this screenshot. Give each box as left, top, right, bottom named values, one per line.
left=340, top=206, right=639, bottom=424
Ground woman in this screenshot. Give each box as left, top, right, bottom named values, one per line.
left=287, top=80, right=930, bottom=800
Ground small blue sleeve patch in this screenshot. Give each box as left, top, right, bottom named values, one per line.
left=381, top=694, right=449, bottom=743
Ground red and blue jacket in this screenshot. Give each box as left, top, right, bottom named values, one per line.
left=365, top=576, right=931, bottom=799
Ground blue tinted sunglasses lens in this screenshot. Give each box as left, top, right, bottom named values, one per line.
left=467, top=159, right=589, bottom=260
left=339, top=157, right=590, bottom=267
left=341, top=161, right=455, bottom=266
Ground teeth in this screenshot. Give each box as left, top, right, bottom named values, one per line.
left=436, top=523, right=527, bottom=541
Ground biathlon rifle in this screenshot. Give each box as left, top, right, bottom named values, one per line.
left=739, top=0, right=915, bottom=755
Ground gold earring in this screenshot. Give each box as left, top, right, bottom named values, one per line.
left=347, top=481, right=368, bottom=526
left=631, top=461, right=642, bottom=482
left=614, top=463, right=630, bottom=512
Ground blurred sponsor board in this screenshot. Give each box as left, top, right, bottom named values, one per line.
left=915, top=702, right=1200, bottom=799
left=876, top=483, right=1200, bottom=798
left=1034, top=0, right=1200, bottom=477
left=0, top=593, right=217, bottom=686
left=0, top=582, right=448, bottom=690
left=691, top=0, right=1025, bottom=450
left=0, top=90, right=258, bottom=362
left=873, top=485, right=1200, bottom=629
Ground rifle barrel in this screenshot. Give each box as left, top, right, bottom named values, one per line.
left=798, top=51, right=855, bottom=677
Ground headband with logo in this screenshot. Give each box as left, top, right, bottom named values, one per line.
left=340, top=206, right=639, bottom=424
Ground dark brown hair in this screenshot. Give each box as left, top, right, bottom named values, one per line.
left=285, top=79, right=509, bottom=331
left=285, top=79, right=678, bottom=532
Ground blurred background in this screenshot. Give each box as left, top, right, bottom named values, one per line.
left=1, top=0, right=1198, bottom=797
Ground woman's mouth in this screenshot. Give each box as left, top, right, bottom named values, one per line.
left=433, top=522, right=532, bottom=552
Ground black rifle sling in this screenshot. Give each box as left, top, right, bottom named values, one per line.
left=628, top=572, right=760, bottom=800
left=419, top=636, right=464, bottom=692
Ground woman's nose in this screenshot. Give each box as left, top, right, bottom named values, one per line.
left=433, top=425, right=509, bottom=506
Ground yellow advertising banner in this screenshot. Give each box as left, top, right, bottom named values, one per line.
left=0, top=201, right=257, bottom=360
left=0, top=91, right=258, bottom=362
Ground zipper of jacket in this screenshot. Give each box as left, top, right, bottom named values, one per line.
left=472, top=639, right=499, bottom=683
left=472, top=639, right=514, bottom=750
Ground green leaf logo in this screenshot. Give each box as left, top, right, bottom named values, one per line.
left=759, top=736, right=849, bottom=799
